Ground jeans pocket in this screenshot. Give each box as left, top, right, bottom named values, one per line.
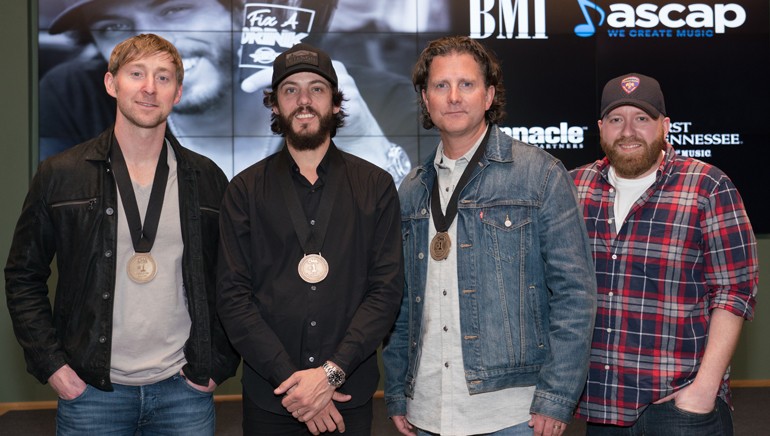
left=668, top=400, right=716, bottom=418
left=59, top=384, right=91, bottom=402
left=177, top=374, right=213, bottom=397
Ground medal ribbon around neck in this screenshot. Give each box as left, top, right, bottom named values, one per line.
left=430, top=127, right=490, bottom=261
left=111, top=136, right=170, bottom=284
left=276, top=147, right=343, bottom=283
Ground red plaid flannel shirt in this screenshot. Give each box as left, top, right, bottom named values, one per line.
left=570, top=144, right=758, bottom=426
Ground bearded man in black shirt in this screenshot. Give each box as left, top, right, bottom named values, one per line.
left=217, top=43, right=404, bottom=436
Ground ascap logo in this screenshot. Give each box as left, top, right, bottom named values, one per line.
left=470, top=0, right=548, bottom=39
left=573, top=1, right=747, bottom=38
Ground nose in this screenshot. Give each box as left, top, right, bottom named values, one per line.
left=297, top=88, right=312, bottom=105
left=448, top=85, right=461, bottom=104
left=142, top=77, right=156, bottom=94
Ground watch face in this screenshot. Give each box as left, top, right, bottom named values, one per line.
left=324, top=362, right=345, bottom=387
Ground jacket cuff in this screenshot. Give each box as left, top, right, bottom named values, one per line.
left=385, top=396, right=407, bottom=418
left=530, top=390, right=578, bottom=424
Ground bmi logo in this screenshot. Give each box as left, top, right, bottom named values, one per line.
left=470, top=0, right=548, bottom=39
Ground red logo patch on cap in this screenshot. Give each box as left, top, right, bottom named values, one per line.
left=620, top=76, right=640, bottom=94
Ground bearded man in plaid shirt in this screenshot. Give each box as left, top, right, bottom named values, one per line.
left=570, top=73, right=758, bottom=436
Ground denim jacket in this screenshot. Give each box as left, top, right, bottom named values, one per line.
left=382, top=126, right=597, bottom=423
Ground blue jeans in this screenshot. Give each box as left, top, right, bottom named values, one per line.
left=56, top=373, right=215, bottom=435
left=417, top=420, right=533, bottom=436
left=586, top=397, right=733, bottom=436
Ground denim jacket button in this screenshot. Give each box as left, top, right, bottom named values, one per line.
left=415, top=297, right=421, bottom=303
left=420, top=208, right=427, bottom=215
left=418, top=252, right=424, bottom=259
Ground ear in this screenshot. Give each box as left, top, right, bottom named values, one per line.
left=104, top=72, right=117, bottom=98
left=661, top=116, right=671, bottom=136
left=484, top=85, right=495, bottom=111
left=174, top=84, right=183, bottom=105
left=421, top=88, right=430, bottom=112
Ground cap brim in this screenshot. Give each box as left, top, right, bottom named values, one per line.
left=601, top=100, right=662, bottom=119
left=272, top=66, right=337, bottom=90
left=48, top=2, right=92, bottom=35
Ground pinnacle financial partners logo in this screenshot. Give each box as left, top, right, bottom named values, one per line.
left=572, top=0, right=747, bottom=38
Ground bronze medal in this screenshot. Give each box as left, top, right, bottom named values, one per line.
left=298, top=253, right=329, bottom=283
left=430, top=232, right=451, bottom=261
left=127, top=253, right=158, bottom=284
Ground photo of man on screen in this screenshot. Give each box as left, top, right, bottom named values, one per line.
left=38, top=0, right=421, bottom=182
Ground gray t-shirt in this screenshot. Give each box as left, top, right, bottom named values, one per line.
left=110, top=143, right=191, bottom=386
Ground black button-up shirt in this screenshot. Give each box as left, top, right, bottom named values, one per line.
left=217, top=143, right=403, bottom=414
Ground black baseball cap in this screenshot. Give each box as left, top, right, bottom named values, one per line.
left=600, top=73, right=666, bottom=119
left=271, top=43, right=338, bottom=89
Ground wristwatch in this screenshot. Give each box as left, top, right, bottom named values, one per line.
left=322, top=361, right=346, bottom=388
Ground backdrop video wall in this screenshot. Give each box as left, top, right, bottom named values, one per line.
left=37, top=0, right=770, bottom=232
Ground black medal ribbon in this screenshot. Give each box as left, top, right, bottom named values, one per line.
left=430, top=127, right=491, bottom=233
left=111, top=137, right=169, bottom=254
left=276, top=145, right=343, bottom=257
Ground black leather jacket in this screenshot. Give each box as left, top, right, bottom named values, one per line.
left=4, top=127, right=239, bottom=390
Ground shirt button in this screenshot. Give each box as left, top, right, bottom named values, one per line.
left=309, top=357, right=315, bottom=363
left=102, top=292, right=111, bottom=300
left=608, top=218, right=613, bottom=225
left=609, top=188, right=615, bottom=193
left=606, top=328, right=612, bottom=333
left=99, top=336, right=107, bottom=344
left=310, top=321, right=317, bottom=327
left=611, top=254, right=618, bottom=260
left=418, top=253, right=425, bottom=260
left=106, top=207, right=114, bottom=216
left=443, top=326, right=448, bottom=332
left=311, top=285, right=317, bottom=291
left=104, top=250, right=112, bottom=258
left=604, top=364, right=610, bottom=370
left=608, top=292, right=614, bottom=297
left=310, top=219, right=316, bottom=225
left=444, top=362, right=449, bottom=368
left=442, top=290, right=447, bottom=296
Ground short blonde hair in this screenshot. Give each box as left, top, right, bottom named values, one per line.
left=108, top=33, right=184, bottom=85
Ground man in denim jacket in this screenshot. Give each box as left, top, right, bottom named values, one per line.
left=382, top=36, right=597, bottom=436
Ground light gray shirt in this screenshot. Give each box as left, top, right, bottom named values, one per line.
left=111, top=142, right=190, bottom=386
left=407, top=129, right=535, bottom=434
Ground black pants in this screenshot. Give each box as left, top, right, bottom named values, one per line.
left=242, top=390, right=373, bottom=436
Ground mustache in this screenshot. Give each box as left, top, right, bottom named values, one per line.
left=613, top=135, right=646, bottom=146
left=291, top=106, right=319, bottom=118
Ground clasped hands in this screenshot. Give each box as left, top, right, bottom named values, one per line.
left=275, top=366, right=352, bottom=434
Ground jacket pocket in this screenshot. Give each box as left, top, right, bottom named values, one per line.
left=480, top=206, right=531, bottom=263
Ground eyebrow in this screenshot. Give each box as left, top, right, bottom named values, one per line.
left=280, top=79, right=330, bottom=88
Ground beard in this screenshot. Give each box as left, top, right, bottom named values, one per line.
left=601, top=128, right=667, bottom=178
left=278, top=106, right=336, bottom=151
